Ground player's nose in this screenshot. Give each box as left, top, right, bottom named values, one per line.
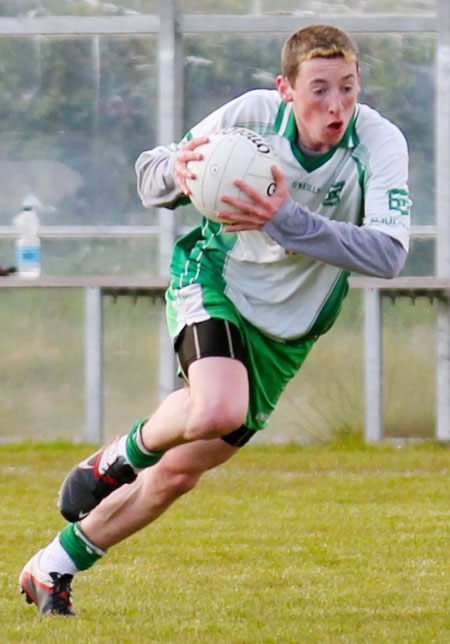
left=327, top=89, right=343, bottom=114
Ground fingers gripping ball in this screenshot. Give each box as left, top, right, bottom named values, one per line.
left=186, top=127, right=280, bottom=223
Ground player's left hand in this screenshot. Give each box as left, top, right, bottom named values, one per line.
left=217, top=165, right=289, bottom=231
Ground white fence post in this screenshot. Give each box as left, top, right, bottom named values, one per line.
left=436, top=0, right=450, bottom=440
left=363, top=288, right=383, bottom=442
left=157, top=0, right=183, bottom=400
left=85, top=286, right=103, bottom=442
left=437, top=299, right=450, bottom=439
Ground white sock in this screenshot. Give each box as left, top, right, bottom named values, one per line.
left=39, top=535, right=79, bottom=576
left=117, top=434, right=129, bottom=462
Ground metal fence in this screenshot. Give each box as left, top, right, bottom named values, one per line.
left=0, top=0, right=448, bottom=442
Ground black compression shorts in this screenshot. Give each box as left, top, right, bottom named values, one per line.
left=175, top=318, right=256, bottom=448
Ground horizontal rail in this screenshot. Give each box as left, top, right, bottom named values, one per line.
left=1, top=274, right=448, bottom=297
left=0, top=13, right=437, bottom=38
left=409, top=225, right=437, bottom=237
left=0, top=225, right=162, bottom=238
left=349, top=276, right=450, bottom=289
left=349, top=276, right=450, bottom=300
left=182, top=14, right=437, bottom=35
left=0, top=224, right=436, bottom=239
left=0, top=275, right=168, bottom=292
left=0, top=15, right=160, bottom=36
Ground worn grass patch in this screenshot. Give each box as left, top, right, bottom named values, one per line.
left=1, top=441, right=450, bottom=643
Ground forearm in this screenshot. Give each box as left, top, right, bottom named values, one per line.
left=263, top=198, right=407, bottom=278
left=135, top=147, right=182, bottom=209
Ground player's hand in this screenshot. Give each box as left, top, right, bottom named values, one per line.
left=217, top=166, right=289, bottom=231
left=174, top=136, right=210, bottom=196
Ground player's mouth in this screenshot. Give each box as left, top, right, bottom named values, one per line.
left=327, top=120, right=344, bottom=132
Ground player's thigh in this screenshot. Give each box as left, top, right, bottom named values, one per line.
left=176, top=318, right=250, bottom=425
left=187, top=356, right=249, bottom=420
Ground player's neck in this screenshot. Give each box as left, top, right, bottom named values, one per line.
left=297, top=140, right=324, bottom=159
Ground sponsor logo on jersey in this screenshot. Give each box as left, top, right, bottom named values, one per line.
left=369, top=215, right=409, bottom=229
left=322, top=181, right=345, bottom=206
left=370, top=215, right=401, bottom=226
left=291, top=180, right=321, bottom=194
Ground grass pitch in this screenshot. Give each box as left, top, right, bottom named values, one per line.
left=2, top=441, right=450, bottom=643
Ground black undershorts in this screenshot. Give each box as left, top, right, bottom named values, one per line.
left=175, top=318, right=256, bottom=448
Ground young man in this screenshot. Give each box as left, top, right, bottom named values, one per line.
left=19, top=24, right=410, bottom=615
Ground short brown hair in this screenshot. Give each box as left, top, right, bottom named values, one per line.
left=281, top=24, right=360, bottom=84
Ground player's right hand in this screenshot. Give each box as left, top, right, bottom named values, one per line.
left=218, top=165, right=290, bottom=232
left=174, top=136, right=209, bottom=195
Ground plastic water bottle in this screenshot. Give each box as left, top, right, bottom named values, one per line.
left=14, top=205, right=41, bottom=278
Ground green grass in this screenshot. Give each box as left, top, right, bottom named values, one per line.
left=2, top=441, right=450, bottom=643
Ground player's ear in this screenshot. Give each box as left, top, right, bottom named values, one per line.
left=276, top=75, right=294, bottom=103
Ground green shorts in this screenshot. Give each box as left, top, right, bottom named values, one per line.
left=166, top=282, right=316, bottom=431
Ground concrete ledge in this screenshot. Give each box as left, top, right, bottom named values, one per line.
left=1, top=274, right=448, bottom=302
left=349, top=276, right=450, bottom=300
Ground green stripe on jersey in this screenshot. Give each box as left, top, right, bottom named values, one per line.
left=171, top=220, right=238, bottom=291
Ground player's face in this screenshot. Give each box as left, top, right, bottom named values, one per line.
left=277, top=57, right=361, bottom=152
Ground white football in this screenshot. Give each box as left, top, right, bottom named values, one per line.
left=186, top=127, right=280, bottom=223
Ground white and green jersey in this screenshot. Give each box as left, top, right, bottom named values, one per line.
left=136, top=89, right=410, bottom=341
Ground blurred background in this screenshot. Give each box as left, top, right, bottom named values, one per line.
left=0, top=0, right=440, bottom=443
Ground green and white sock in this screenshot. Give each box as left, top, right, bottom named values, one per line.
left=59, top=522, right=107, bottom=571
left=125, top=418, right=164, bottom=471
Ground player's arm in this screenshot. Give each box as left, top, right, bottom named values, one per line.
left=263, top=196, right=407, bottom=278
left=219, top=167, right=408, bottom=279
left=135, top=137, right=209, bottom=209
left=136, top=90, right=267, bottom=209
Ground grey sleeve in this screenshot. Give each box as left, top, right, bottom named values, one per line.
left=135, top=146, right=183, bottom=209
left=263, top=198, right=407, bottom=278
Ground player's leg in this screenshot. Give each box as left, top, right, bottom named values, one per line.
left=58, top=318, right=248, bottom=523
left=20, top=307, right=316, bottom=616
left=138, top=356, right=248, bottom=450
left=78, top=436, right=243, bottom=548
left=140, top=317, right=250, bottom=448
left=57, top=360, right=248, bottom=523
left=19, top=434, right=250, bottom=615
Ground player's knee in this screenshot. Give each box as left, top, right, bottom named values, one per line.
left=184, top=399, right=247, bottom=442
